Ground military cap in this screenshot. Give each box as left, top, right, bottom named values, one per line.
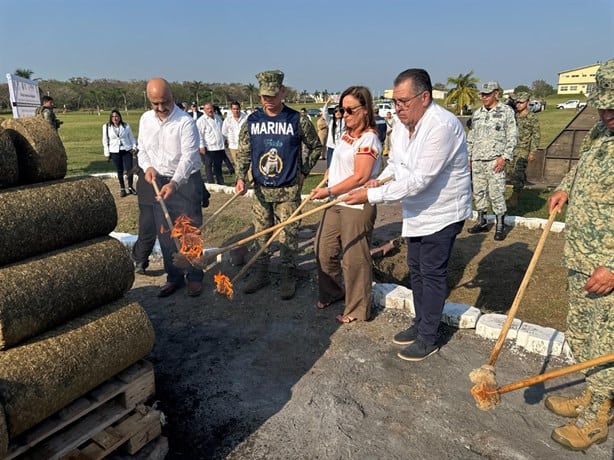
left=256, top=70, right=284, bottom=96
left=479, top=81, right=500, bottom=94
left=514, top=91, right=530, bottom=102
left=588, top=58, right=614, bottom=110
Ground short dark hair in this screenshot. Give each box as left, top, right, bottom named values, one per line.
left=394, top=68, right=433, bottom=98
left=231, top=101, right=241, bottom=109
left=41, top=95, right=54, bottom=104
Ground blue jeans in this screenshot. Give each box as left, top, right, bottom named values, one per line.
left=406, top=220, right=464, bottom=345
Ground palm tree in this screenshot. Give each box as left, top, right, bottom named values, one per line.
left=244, top=84, right=257, bottom=109
left=15, top=68, right=34, bottom=79
left=445, top=71, right=479, bottom=115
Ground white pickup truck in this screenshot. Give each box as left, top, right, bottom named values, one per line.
left=556, top=99, right=587, bottom=110
left=376, top=102, right=396, bottom=117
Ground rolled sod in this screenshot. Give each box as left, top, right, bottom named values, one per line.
left=0, top=237, right=135, bottom=349
left=0, top=176, right=117, bottom=267
left=0, top=117, right=66, bottom=184
left=0, top=299, right=155, bottom=437
left=0, top=127, right=19, bottom=189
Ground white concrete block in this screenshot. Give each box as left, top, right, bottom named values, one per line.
left=441, top=302, right=481, bottom=329
left=475, top=313, right=523, bottom=341
left=516, top=322, right=566, bottom=356
left=372, top=283, right=414, bottom=315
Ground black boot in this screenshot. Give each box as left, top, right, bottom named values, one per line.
left=494, top=214, right=506, bottom=241
left=467, top=210, right=488, bottom=234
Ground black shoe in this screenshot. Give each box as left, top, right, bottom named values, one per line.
left=128, top=186, right=137, bottom=195
left=202, top=197, right=210, bottom=208
left=397, top=339, right=439, bottom=361
left=392, top=325, right=419, bottom=345
left=134, top=262, right=147, bottom=275
left=120, top=189, right=127, bottom=198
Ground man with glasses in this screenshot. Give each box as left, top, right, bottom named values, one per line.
left=235, top=70, right=322, bottom=300
left=507, top=92, right=540, bottom=207
left=466, top=81, right=517, bottom=240
left=344, top=68, right=472, bottom=361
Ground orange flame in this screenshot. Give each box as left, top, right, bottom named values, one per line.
left=214, top=271, right=234, bottom=299
left=171, top=214, right=203, bottom=260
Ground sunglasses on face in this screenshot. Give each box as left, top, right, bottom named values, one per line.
left=338, top=104, right=363, bottom=116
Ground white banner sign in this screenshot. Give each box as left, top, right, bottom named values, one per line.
left=6, top=73, right=40, bottom=118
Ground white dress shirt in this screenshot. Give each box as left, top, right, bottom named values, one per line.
left=102, top=122, right=137, bottom=156
left=137, top=106, right=201, bottom=187
left=222, top=113, right=247, bottom=149
left=367, top=102, right=472, bottom=237
left=196, top=114, right=225, bottom=150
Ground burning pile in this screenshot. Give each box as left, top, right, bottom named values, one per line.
left=214, top=272, right=234, bottom=299
left=171, top=214, right=203, bottom=261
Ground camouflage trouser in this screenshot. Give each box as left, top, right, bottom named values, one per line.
left=251, top=195, right=299, bottom=268
left=471, top=159, right=507, bottom=215
left=506, top=157, right=528, bottom=193
left=566, top=270, right=613, bottom=401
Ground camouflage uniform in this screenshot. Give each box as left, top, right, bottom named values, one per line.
left=236, top=75, right=321, bottom=269
left=555, top=120, right=614, bottom=401
left=38, top=106, right=61, bottom=130
left=467, top=99, right=517, bottom=215
left=510, top=108, right=540, bottom=193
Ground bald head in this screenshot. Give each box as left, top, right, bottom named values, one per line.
left=146, top=77, right=174, bottom=120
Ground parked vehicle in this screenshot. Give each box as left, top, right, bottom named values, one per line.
left=528, top=100, right=542, bottom=112
left=375, top=101, right=396, bottom=117
left=556, top=99, right=587, bottom=110
left=307, top=108, right=321, bottom=117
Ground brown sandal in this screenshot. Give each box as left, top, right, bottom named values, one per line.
left=335, top=314, right=357, bottom=324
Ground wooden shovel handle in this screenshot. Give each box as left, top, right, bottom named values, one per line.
left=487, top=209, right=559, bottom=366
left=152, top=181, right=180, bottom=250
left=200, top=192, right=242, bottom=230
left=231, top=176, right=328, bottom=283
left=496, top=352, right=614, bottom=395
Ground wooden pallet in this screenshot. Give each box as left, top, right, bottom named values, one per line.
left=4, top=360, right=159, bottom=460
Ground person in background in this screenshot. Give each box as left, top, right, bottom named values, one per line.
left=344, top=68, right=472, bottom=361
left=188, top=101, right=203, bottom=120
left=214, top=104, right=236, bottom=176
left=131, top=164, right=157, bottom=275
left=137, top=77, right=204, bottom=298
left=384, top=111, right=396, bottom=155
left=507, top=91, right=540, bottom=207
left=197, top=103, right=227, bottom=185
left=222, top=101, right=247, bottom=173
left=38, top=95, right=62, bottom=130
left=235, top=70, right=321, bottom=300
left=310, top=86, right=381, bottom=324
left=545, top=58, right=614, bottom=452
left=466, top=81, right=517, bottom=241
left=316, top=110, right=329, bottom=160
left=374, top=107, right=387, bottom=144
left=300, top=107, right=310, bottom=121
left=102, top=109, right=138, bottom=197
left=322, top=96, right=345, bottom=168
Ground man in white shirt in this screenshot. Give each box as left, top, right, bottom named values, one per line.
left=222, top=101, right=247, bottom=167
left=345, top=68, right=472, bottom=361
left=137, top=77, right=205, bottom=298
left=196, top=103, right=226, bottom=185
left=188, top=101, right=203, bottom=120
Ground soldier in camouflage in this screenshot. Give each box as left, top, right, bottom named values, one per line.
left=466, top=81, right=517, bottom=240
left=545, top=58, right=614, bottom=451
left=507, top=91, right=540, bottom=207
left=37, top=95, right=62, bottom=130
left=235, top=70, right=322, bottom=300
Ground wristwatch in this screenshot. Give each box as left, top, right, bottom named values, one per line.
left=327, top=187, right=335, bottom=199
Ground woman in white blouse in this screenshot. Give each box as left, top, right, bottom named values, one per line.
left=311, top=86, right=382, bottom=324
left=102, top=109, right=138, bottom=197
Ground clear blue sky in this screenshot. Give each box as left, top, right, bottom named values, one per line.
left=2, top=0, right=612, bottom=95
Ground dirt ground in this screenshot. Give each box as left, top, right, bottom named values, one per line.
left=110, top=180, right=613, bottom=459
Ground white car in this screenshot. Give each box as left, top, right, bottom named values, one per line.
left=376, top=102, right=396, bottom=117
left=556, top=99, right=587, bottom=110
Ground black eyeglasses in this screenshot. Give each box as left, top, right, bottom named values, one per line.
left=392, top=92, right=425, bottom=108
left=339, top=104, right=363, bottom=115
